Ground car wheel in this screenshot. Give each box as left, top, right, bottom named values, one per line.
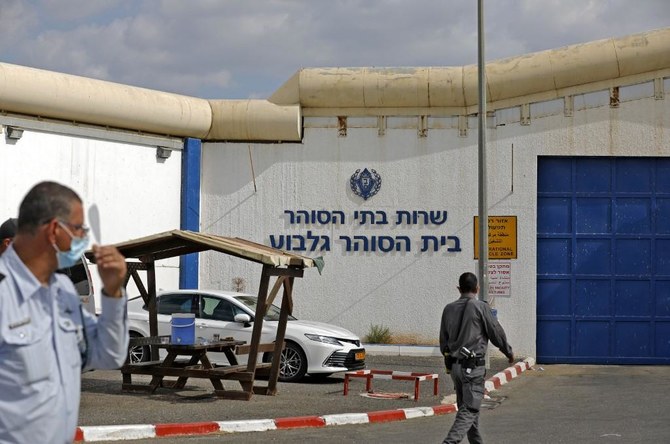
left=264, top=342, right=307, bottom=382
left=128, top=332, right=149, bottom=364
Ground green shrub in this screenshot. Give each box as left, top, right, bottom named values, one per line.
left=365, top=324, right=392, bottom=344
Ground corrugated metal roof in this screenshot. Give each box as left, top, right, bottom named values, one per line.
left=104, top=230, right=315, bottom=268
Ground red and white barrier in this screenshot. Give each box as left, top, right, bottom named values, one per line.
left=343, top=369, right=440, bottom=401
left=485, top=357, right=535, bottom=392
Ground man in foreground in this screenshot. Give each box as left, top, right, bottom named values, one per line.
left=439, top=272, right=514, bottom=444
left=0, top=181, right=129, bottom=443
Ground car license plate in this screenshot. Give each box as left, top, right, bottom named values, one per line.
left=355, top=351, right=365, bottom=361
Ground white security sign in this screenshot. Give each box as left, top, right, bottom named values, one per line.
left=488, top=261, right=511, bottom=298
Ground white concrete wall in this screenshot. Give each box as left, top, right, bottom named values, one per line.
left=1, top=129, right=182, bottom=307
left=200, top=87, right=669, bottom=358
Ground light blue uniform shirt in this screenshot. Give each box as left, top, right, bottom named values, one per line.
left=0, top=245, right=129, bottom=444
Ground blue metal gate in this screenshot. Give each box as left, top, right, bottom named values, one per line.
left=537, top=157, right=670, bottom=364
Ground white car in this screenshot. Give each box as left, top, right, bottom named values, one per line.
left=126, top=289, right=366, bottom=382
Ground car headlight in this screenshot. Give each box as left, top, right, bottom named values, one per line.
left=305, top=334, right=343, bottom=346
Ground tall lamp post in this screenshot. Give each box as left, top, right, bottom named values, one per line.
left=477, top=0, right=490, bottom=368
left=477, top=0, right=489, bottom=303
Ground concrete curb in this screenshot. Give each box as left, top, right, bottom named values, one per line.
left=363, top=344, right=443, bottom=357
left=75, top=357, right=535, bottom=442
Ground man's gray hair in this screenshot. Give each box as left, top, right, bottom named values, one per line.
left=18, top=181, right=82, bottom=234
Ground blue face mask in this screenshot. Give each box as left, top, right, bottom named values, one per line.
left=54, top=222, right=89, bottom=269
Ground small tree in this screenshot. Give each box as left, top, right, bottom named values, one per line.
left=232, top=277, right=246, bottom=293
left=365, top=324, right=392, bottom=344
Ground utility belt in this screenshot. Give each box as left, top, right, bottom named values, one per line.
left=456, top=357, right=485, bottom=368
left=445, top=354, right=485, bottom=372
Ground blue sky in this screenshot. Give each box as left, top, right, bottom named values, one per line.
left=1, top=1, right=668, bottom=99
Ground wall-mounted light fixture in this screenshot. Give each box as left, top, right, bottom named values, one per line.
left=5, top=126, right=24, bottom=140
left=156, top=146, right=172, bottom=159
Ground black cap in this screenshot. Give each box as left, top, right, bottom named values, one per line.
left=0, top=218, right=18, bottom=239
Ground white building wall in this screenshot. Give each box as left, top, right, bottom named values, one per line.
left=1, top=129, right=183, bottom=305
left=201, top=87, right=668, bottom=358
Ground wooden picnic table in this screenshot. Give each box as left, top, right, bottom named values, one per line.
left=120, top=336, right=272, bottom=400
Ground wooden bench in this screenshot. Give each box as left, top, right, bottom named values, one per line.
left=119, top=338, right=282, bottom=400
left=125, top=360, right=162, bottom=367
left=209, top=362, right=272, bottom=376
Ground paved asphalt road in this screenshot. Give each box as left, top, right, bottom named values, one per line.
left=81, top=358, right=670, bottom=443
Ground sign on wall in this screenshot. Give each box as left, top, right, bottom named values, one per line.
left=473, top=215, right=517, bottom=259
left=269, top=209, right=461, bottom=254
left=267, top=169, right=464, bottom=255
left=488, top=261, right=512, bottom=298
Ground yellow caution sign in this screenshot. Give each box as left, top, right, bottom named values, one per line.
left=474, top=216, right=517, bottom=260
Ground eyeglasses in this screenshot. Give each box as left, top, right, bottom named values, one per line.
left=57, top=220, right=90, bottom=237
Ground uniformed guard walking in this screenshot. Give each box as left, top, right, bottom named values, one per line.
left=0, top=181, right=129, bottom=444
left=439, top=272, right=514, bottom=444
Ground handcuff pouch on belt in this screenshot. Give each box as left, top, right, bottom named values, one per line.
left=444, top=354, right=456, bottom=371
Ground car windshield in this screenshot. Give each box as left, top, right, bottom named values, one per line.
left=234, top=295, right=297, bottom=321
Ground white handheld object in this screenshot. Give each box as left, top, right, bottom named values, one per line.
left=88, top=204, right=101, bottom=244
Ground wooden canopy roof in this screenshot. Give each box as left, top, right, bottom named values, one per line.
left=99, top=229, right=316, bottom=269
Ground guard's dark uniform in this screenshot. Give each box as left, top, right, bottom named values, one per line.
left=439, top=293, right=513, bottom=444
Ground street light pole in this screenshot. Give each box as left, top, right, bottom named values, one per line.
left=477, top=0, right=491, bottom=369
left=477, top=0, right=488, bottom=304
